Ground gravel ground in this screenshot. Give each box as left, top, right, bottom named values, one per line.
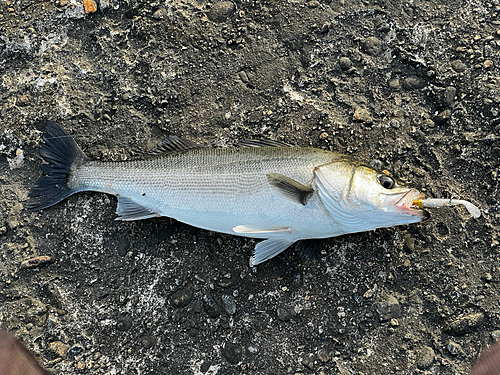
left=1, top=0, right=500, bottom=374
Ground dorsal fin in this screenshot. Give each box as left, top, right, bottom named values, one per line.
left=148, top=136, right=202, bottom=156
left=237, top=139, right=293, bottom=148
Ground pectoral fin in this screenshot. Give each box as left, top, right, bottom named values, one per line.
left=250, top=238, right=296, bottom=266
left=267, top=173, right=313, bottom=205
left=115, top=197, right=159, bottom=221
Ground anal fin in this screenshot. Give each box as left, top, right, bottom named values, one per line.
left=250, top=238, right=296, bottom=266
left=115, top=197, right=159, bottom=221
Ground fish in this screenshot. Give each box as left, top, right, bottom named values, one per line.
left=26, top=121, right=434, bottom=265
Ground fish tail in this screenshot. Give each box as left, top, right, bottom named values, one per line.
left=26, top=121, right=87, bottom=211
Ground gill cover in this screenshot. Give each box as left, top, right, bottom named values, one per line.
left=313, top=162, right=427, bottom=232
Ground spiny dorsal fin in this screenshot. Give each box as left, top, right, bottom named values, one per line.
left=148, top=136, right=202, bottom=156
left=267, top=173, right=313, bottom=205
left=237, top=139, right=293, bottom=148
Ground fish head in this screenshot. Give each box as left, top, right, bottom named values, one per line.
left=314, top=160, right=429, bottom=231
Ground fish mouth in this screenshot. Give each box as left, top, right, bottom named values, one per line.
left=385, top=189, right=430, bottom=219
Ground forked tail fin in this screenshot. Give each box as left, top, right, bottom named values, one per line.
left=25, top=121, right=87, bottom=211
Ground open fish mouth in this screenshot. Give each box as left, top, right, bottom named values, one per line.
left=385, top=189, right=429, bottom=218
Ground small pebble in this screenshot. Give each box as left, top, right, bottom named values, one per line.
left=484, top=59, right=493, bottom=68
left=171, top=285, right=193, bottom=308
left=208, top=1, right=235, bottom=22
left=47, top=341, right=70, bottom=359
left=338, top=57, right=352, bottom=70
left=69, top=345, right=84, bottom=356
left=375, top=294, right=401, bottom=322
left=404, top=234, right=415, bottom=251
left=445, top=312, right=484, bottom=335
left=221, top=294, right=236, bottom=315
left=116, top=315, right=133, bottom=331
left=317, top=348, right=329, bottom=362
left=141, top=335, right=156, bottom=349
left=447, top=341, right=461, bottom=356
left=402, top=77, right=426, bottom=90
left=451, top=59, right=467, bottom=73
left=277, top=304, right=296, bottom=322
left=152, top=8, right=168, bottom=20
left=491, top=330, right=500, bottom=342
left=434, top=109, right=451, bottom=124
left=200, top=361, right=211, bottom=372
left=222, top=342, right=242, bottom=364
left=203, top=293, right=221, bottom=318
left=441, top=86, right=457, bottom=107
left=363, top=289, right=374, bottom=298
left=362, top=36, right=382, bottom=55
left=416, top=346, right=435, bottom=369
left=388, top=78, right=400, bottom=90
left=353, top=107, right=371, bottom=123
left=20, top=256, right=53, bottom=269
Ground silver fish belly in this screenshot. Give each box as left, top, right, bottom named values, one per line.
left=27, top=121, right=429, bottom=265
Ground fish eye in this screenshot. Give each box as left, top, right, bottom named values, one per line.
left=378, top=175, right=395, bottom=189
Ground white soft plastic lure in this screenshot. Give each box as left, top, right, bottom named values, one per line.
left=415, top=198, right=481, bottom=218
left=27, top=121, right=479, bottom=266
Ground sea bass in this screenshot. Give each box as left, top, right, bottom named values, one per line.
left=27, top=121, right=431, bottom=265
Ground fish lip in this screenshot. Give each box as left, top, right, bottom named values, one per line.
left=387, top=189, right=429, bottom=219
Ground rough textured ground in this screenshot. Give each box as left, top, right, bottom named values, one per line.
left=1, top=0, right=499, bottom=374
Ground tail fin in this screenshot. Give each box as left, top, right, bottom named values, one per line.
left=26, top=121, right=87, bottom=211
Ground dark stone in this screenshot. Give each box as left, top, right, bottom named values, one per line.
left=451, top=59, right=467, bottom=73
left=116, top=315, right=133, bottom=331
left=200, top=360, right=211, bottom=373
left=434, top=109, right=451, bottom=124
left=69, top=345, right=84, bottom=356
left=222, top=342, right=242, bottom=364
left=141, top=335, right=156, bottom=349
left=338, top=57, right=352, bottom=70
left=402, top=77, right=426, bottom=90
left=221, top=294, right=236, bottom=315
left=203, top=293, right=221, bottom=318
left=416, top=346, right=435, bottom=369
left=208, top=1, right=235, bottom=22
left=277, top=304, right=296, bottom=322
left=442, top=86, right=457, bottom=107
left=375, top=294, right=401, bottom=322
left=171, top=285, right=193, bottom=308
left=116, top=235, right=130, bottom=257
left=444, top=313, right=484, bottom=336
left=362, top=36, right=382, bottom=55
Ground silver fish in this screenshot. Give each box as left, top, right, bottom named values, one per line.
left=27, top=121, right=429, bottom=265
